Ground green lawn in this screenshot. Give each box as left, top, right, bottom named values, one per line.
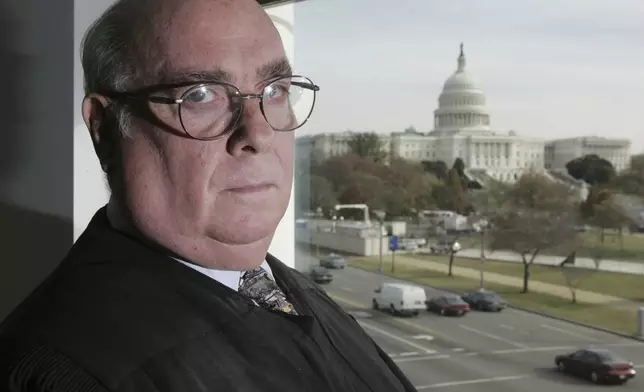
left=349, top=258, right=640, bottom=335
left=405, top=254, right=644, bottom=302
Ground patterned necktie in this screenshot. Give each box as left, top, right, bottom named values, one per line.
left=239, top=266, right=298, bottom=315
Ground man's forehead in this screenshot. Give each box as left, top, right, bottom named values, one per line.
left=145, top=0, right=286, bottom=85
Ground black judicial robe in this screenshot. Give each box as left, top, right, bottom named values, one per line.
left=0, top=209, right=417, bottom=392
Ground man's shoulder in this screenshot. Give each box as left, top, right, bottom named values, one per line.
left=0, top=337, right=109, bottom=391
left=0, top=257, right=217, bottom=390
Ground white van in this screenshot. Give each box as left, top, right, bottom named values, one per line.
left=372, top=283, right=427, bottom=316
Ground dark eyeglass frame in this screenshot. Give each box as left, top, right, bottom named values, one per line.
left=100, top=75, right=320, bottom=141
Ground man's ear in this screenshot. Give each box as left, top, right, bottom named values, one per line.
left=82, top=94, right=118, bottom=172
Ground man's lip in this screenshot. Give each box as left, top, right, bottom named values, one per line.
left=225, top=184, right=276, bottom=193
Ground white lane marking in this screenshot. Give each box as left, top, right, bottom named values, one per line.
left=399, top=351, right=419, bottom=357
left=464, top=352, right=479, bottom=356
left=452, top=348, right=465, bottom=352
left=395, top=354, right=451, bottom=363
left=416, top=375, right=527, bottom=389
left=459, top=324, right=530, bottom=349
left=340, top=286, right=353, bottom=292
left=412, top=335, right=434, bottom=341
left=359, top=321, right=437, bottom=354
left=602, top=341, right=644, bottom=348
left=499, top=324, right=515, bottom=330
left=348, top=311, right=372, bottom=318
left=492, top=345, right=574, bottom=354
left=541, top=324, right=600, bottom=341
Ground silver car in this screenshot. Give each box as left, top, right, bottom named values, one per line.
left=319, top=253, right=347, bottom=269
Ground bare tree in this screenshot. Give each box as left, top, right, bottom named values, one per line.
left=446, top=234, right=460, bottom=277
left=488, top=173, right=580, bottom=293
left=588, top=199, right=630, bottom=249
left=558, top=251, right=599, bottom=303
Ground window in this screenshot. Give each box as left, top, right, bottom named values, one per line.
left=291, top=0, right=640, bottom=384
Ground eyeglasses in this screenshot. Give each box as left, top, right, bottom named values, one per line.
left=103, top=75, right=320, bottom=140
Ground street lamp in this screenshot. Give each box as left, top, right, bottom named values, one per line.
left=374, top=209, right=387, bottom=273
left=477, top=219, right=489, bottom=289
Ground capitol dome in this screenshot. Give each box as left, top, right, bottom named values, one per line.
left=431, top=43, right=491, bottom=135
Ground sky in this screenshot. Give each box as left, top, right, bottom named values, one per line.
left=292, top=0, right=644, bottom=152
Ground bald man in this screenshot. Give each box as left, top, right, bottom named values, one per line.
left=0, top=0, right=417, bottom=391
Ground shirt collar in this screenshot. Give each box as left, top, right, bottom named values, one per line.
left=173, top=257, right=275, bottom=291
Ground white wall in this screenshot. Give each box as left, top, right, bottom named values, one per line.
left=73, top=1, right=296, bottom=268
left=265, top=4, right=295, bottom=268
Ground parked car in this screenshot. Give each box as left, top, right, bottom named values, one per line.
left=426, top=295, right=470, bottom=316
left=310, top=266, right=333, bottom=284
left=555, top=349, right=636, bottom=384
left=372, top=283, right=426, bottom=317
left=461, top=290, right=506, bottom=311
left=319, top=253, right=347, bottom=269
left=429, top=239, right=461, bottom=254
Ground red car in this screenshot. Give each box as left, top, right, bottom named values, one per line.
left=555, top=348, right=636, bottom=384
left=426, top=295, right=470, bottom=317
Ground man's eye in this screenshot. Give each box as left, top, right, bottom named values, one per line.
left=265, top=84, right=289, bottom=99
left=185, top=87, right=217, bottom=103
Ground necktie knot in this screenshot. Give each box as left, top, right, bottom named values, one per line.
left=239, top=266, right=297, bottom=315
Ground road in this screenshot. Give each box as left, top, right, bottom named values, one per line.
left=317, top=265, right=644, bottom=391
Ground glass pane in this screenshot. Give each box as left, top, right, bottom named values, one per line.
left=292, top=0, right=641, bottom=386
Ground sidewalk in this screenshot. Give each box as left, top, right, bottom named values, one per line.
left=455, top=248, right=644, bottom=276
left=385, top=254, right=634, bottom=306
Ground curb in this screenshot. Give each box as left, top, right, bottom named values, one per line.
left=505, top=304, right=644, bottom=342
left=347, top=263, right=644, bottom=342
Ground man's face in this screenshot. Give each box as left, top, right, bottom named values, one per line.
left=112, top=0, right=294, bottom=263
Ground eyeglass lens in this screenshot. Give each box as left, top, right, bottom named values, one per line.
left=175, top=76, right=316, bottom=139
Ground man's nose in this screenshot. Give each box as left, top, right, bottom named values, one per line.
left=226, top=99, right=275, bottom=156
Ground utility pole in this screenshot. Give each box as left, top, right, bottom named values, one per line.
left=374, top=210, right=387, bottom=273
left=478, top=219, right=488, bottom=289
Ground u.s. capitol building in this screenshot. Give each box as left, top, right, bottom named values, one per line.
left=296, top=44, right=630, bottom=184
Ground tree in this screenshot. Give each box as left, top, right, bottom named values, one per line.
left=445, top=166, right=473, bottom=215
left=469, top=181, right=510, bottom=218
left=346, top=132, right=387, bottom=163
left=566, top=154, right=616, bottom=185
left=580, top=185, right=612, bottom=219
left=488, top=173, right=580, bottom=293
left=453, top=158, right=466, bottom=176
left=314, top=153, right=387, bottom=193
left=310, top=153, right=441, bottom=218
left=558, top=251, right=599, bottom=304
left=337, top=172, right=385, bottom=209
left=588, top=198, right=630, bottom=247
left=613, top=154, right=644, bottom=196
left=421, top=160, right=448, bottom=181
left=308, top=175, right=337, bottom=214
left=444, top=235, right=460, bottom=277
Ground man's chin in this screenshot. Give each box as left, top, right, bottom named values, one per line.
left=205, top=218, right=280, bottom=246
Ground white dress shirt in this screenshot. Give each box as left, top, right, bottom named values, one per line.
left=174, top=258, right=275, bottom=291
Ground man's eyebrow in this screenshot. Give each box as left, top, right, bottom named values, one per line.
left=154, top=59, right=292, bottom=86
left=157, top=69, right=233, bottom=84
left=257, top=58, right=293, bottom=81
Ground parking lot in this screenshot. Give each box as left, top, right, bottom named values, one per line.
left=322, top=264, right=644, bottom=391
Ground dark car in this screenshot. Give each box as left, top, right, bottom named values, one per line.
left=555, top=349, right=636, bottom=384
left=426, top=295, right=470, bottom=316
left=310, top=266, right=333, bottom=284
left=461, top=290, right=506, bottom=311
left=319, top=253, right=347, bottom=269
